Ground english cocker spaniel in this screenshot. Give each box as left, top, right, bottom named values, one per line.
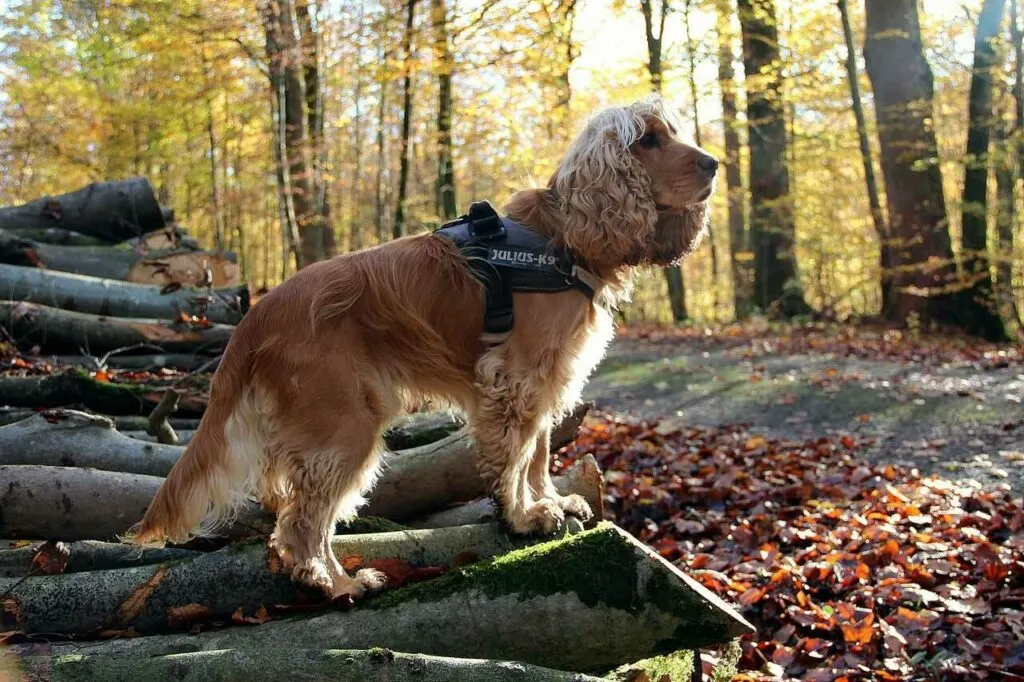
left=129, top=97, right=717, bottom=599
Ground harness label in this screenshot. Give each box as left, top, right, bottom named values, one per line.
left=489, top=247, right=559, bottom=269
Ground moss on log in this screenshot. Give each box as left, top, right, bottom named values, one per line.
left=12, top=648, right=603, bottom=682
left=6, top=524, right=755, bottom=672
left=0, top=522, right=583, bottom=636
left=0, top=263, right=248, bottom=324
left=1, top=301, right=233, bottom=355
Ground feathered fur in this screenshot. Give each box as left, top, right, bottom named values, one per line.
left=127, top=96, right=717, bottom=599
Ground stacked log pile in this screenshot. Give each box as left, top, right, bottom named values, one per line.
left=0, top=178, right=754, bottom=680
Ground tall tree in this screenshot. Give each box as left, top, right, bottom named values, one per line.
left=998, top=0, right=1022, bottom=324
left=262, top=0, right=334, bottom=268
left=716, top=0, right=750, bottom=318
left=394, top=0, right=418, bottom=239
left=432, top=0, right=457, bottom=220
left=836, top=0, right=888, bottom=310
left=864, top=0, right=1006, bottom=339
left=737, top=0, right=809, bottom=315
left=960, top=0, right=1009, bottom=340
left=640, top=0, right=688, bottom=322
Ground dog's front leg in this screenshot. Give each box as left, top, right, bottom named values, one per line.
left=472, top=378, right=564, bottom=535
left=526, top=423, right=593, bottom=522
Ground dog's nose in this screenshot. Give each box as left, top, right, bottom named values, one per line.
left=696, top=155, right=719, bottom=176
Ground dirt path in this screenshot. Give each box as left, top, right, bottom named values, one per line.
left=584, top=334, right=1024, bottom=494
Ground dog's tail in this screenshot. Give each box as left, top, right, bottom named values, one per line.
left=126, top=345, right=266, bottom=546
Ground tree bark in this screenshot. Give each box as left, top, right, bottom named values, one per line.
left=864, top=0, right=1006, bottom=339
left=0, top=232, right=238, bottom=287
left=0, top=373, right=207, bottom=417
left=959, top=0, right=1009, bottom=340
left=1, top=301, right=233, bottom=356
left=0, top=263, right=248, bottom=324
left=6, top=525, right=755, bottom=671
left=737, top=0, right=809, bottom=316
left=14, top=648, right=602, bottom=682
left=640, top=0, right=689, bottom=322
left=0, top=540, right=199, bottom=578
left=432, top=0, right=457, bottom=220
left=0, top=178, right=165, bottom=243
left=394, top=0, right=418, bottom=238
left=837, top=0, right=890, bottom=313
left=716, top=0, right=751, bottom=319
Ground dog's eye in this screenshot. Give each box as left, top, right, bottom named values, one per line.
left=637, top=132, right=658, bottom=148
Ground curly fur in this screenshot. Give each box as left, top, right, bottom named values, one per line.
left=127, top=96, right=717, bottom=600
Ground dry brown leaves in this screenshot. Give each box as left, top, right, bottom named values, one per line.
left=556, top=414, right=1024, bottom=682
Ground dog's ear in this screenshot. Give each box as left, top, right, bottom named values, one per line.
left=648, top=201, right=710, bottom=266
left=551, top=125, right=658, bottom=270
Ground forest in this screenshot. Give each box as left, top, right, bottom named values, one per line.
left=2, top=0, right=1021, bottom=338
left=1, top=1, right=1023, bottom=682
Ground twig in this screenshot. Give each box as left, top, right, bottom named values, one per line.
left=147, top=389, right=180, bottom=445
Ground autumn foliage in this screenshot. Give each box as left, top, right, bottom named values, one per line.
left=557, top=414, right=1024, bottom=681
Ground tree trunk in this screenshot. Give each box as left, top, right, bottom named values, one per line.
left=0, top=301, right=233, bottom=356
left=0, top=231, right=238, bottom=287
left=432, top=0, right=457, bottom=220
left=0, top=540, right=199, bottom=578
left=864, top=0, right=1006, bottom=339
left=53, top=354, right=220, bottom=373
left=0, top=263, right=248, bottom=324
left=0, top=373, right=207, bottom=417
left=394, top=0, right=418, bottom=238
left=837, top=0, right=890, bottom=313
left=959, top=0, right=1009, bottom=340
left=14, top=648, right=603, bottom=682
left=716, top=0, right=751, bottom=319
left=0, top=178, right=165, bottom=243
left=641, top=0, right=688, bottom=322
left=999, top=0, right=1022, bottom=325
left=7, top=525, right=754, bottom=672
left=737, top=0, right=809, bottom=316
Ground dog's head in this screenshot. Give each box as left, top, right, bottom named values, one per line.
left=546, top=97, right=715, bottom=272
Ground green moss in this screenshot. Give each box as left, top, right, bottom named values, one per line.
left=606, top=650, right=695, bottom=682
left=337, top=517, right=409, bottom=535
left=645, top=568, right=730, bottom=648
left=366, top=523, right=641, bottom=613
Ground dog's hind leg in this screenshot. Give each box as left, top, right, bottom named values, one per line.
left=269, top=408, right=388, bottom=599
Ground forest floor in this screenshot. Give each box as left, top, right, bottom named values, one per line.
left=585, top=322, right=1024, bottom=494
left=559, top=321, right=1024, bottom=681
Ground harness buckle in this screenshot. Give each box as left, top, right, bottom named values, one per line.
left=466, top=201, right=505, bottom=239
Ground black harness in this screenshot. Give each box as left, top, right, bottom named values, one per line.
left=433, top=201, right=600, bottom=337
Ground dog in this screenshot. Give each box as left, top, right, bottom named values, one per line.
left=127, top=96, right=717, bottom=599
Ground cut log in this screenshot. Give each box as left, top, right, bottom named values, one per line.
left=160, top=205, right=175, bottom=225
left=410, top=454, right=603, bottom=529
left=1, top=301, right=233, bottom=355
left=123, top=225, right=201, bottom=251
left=0, top=411, right=182, bottom=477
left=0, top=177, right=165, bottom=242
left=12, top=649, right=602, bottom=682
left=5, top=525, right=756, bottom=673
left=0, top=522, right=583, bottom=636
left=1, top=227, right=107, bottom=247
left=114, top=415, right=201, bottom=430
left=0, top=263, right=248, bottom=324
left=53, top=353, right=220, bottom=372
left=384, top=410, right=465, bottom=450
left=0, top=372, right=206, bottom=415
left=0, top=540, right=200, bottom=578
left=0, top=230, right=239, bottom=287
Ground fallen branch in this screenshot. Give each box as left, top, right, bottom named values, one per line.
left=13, top=648, right=603, bottom=682
left=0, top=522, right=583, bottom=636
left=0, top=177, right=165, bottom=242
left=5, top=525, right=755, bottom=672
left=0, top=230, right=238, bottom=287
left=0, top=540, right=200, bottom=578
left=53, top=353, right=220, bottom=372
left=0, top=372, right=206, bottom=415
left=0, top=301, right=233, bottom=355
left=0, top=263, right=248, bottom=324
left=147, top=390, right=180, bottom=445
left=410, top=454, right=603, bottom=529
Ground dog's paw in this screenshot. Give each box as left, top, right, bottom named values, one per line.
left=558, top=493, right=593, bottom=522
left=291, top=557, right=334, bottom=595
left=355, top=568, right=389, bottom=593
left=522, top=499, right=565, bottom=535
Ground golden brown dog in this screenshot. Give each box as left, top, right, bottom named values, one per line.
left=128, top=97, right=717, bottom=599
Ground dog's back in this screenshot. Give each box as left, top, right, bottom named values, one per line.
left=128, top=234, right=485, bottom=546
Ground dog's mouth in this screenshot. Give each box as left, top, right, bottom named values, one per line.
left=656, top=186, right=713, bottom=213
